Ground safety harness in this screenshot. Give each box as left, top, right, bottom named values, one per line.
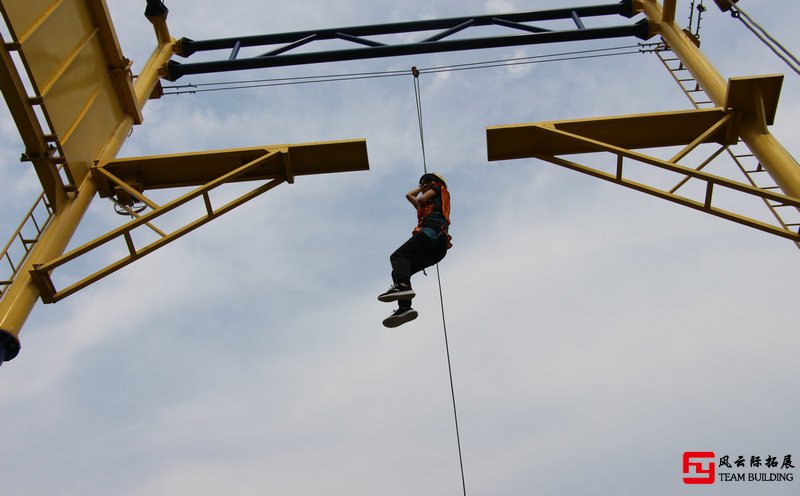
left=414, top=183, right=452, bottom=248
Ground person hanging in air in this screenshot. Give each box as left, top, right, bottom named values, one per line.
left=378, top=172, right=452, bottom=327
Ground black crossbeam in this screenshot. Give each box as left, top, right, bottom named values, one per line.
left=163, top=1, right=650, bottom=81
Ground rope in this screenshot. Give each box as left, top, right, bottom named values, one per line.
left=729, top=4, right=800, bottom=77
left=412, top=68, right=467, bottom=496
left=411, top=67, right=428, bottom=174
left=435, top=264, right=467, bottom=496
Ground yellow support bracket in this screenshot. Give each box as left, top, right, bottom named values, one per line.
left=487, top=107, right=739, bottom=160
left=30, top=140, right=369, bottom=303
left=724, top=75, right=783, bottom=133
left=94, top=139, right=367, bottom=195
left=487, top=107, right=800, bottom=244
left=0, top=0, right=371, bottom=362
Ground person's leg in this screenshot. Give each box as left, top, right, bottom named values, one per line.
left=382, top=234, right=447, bottom=327
left=390, top=234, right=429, bottom=287
left=397, top=234, right=447, bottom=310
left=379, top=234, right=427, bottom=303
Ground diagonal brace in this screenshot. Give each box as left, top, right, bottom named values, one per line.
left=31, top=150, right=286, bottom=303
left=518, top=125, right=800, bottom=242
left=669, top=112, right=734, bottom=163
left=538, top=125, right=800, bottom=206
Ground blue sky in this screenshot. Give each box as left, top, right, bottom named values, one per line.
left=1, top=1, right=800, bottom=495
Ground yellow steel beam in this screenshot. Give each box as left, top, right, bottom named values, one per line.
left=1, top=0, right=145, bottom=187
left=487, top=107, right=737, bottom=161
left=668, top=144, right=728, bottom=193
left=668, top=112, right=733, bottom=163
left=487, top=121, right=800, bottom=242
left=486, top=1, right=800, bottom=249
left=640, top=0, right=800, bottom=201
left=0, top=5, right=371, bottom=363
left=489, top=121, right=794, bottom=203
left=0, top=35, right=68, bottom=210
left=661, top=0, right=676, bottom=23
left=541, top=153, right=800, bottom=242
left=85, top=0, right=142, bottom=122
left=29, top=139, right=369, bottom=303
left=32, top=153, right=290, bottom=303
left=725, top=75, right=782, bottom=130
left=96, top=140, right=369, bottom=195
left=0, top=2, right=174, bottom=362
left=92, top=166, right=161, bottom=210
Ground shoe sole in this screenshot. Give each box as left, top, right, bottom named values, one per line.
left=377, top=289, right=415, bottom=302
left=382, top=309, right=419, bottom=328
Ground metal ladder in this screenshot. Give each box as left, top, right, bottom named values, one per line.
left=653, top=44, right=800, bottom=248
left=0, top=192, right=54, bottom=298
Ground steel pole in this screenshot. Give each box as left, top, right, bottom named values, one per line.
left=640, top=0, right=800, bottom=200
left=0, top=14, right=174, bottom=365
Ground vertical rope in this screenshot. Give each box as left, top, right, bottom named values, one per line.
left=435, top=264, right=467, bottom=496
left=412, top=67, right=467, bottom=496
left=731, top=5, right=800, bottom=76
left=412, top=67, right=429, bottom=174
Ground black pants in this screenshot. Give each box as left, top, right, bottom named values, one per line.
left=390, top=232, right=448, bottom=308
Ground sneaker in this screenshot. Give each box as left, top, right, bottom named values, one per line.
left=382, top=307, right=418, bottom=328
left=377, top=284, right=415, bottom=302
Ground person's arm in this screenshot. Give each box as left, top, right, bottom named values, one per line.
left=405, top=185, right=437, bottom=209
left=405, top=186, right=422, bottom=208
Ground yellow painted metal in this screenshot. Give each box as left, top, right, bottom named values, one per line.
left=29, top=139, right=367, bottom=303
left=0, top=3, right=371, bottom=361
left=97, top=140, right=370, bottom=194
left=640, top=0, right=800, bottom=201
left=25, top=139, right=369, bottom=304
left=486, top=119, right=800, bottom=243
left=135, top=10, right=174, bottom=107
left=33, top=155, right=287, bottom=303
left=542, top=153, right=800, bottom=242
left=1, top=0, right=142, bottom=187
left=0, top=1, right=172, bottom=359
left=0, top=0, right=55, bottom=42
left=487, top=108, right=737, bottom=160
left=0, top=35, right=68, bottom=210
left=654, top=49, right=799, bottom=246
left=725, top=75, right=783, bottom=127
left=486, top=0, right=800, bottom=248
left=661, top=0, right=676, bottom=23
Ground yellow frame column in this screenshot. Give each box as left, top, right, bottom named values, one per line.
left=640, top=0, right=800, bottom=199
left=0, top=8, right=173, bottom=363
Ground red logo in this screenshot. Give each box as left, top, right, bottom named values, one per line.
left=683, top=452, right=716, bottom=484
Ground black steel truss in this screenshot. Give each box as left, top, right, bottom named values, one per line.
left=163, top=1, right=651, bottom=81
